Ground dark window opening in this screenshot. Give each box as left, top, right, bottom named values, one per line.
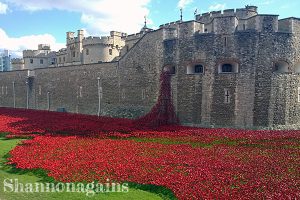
left=222, top=64, right=233, bottom=73
left=86, top=49, right=89, bottom=55
left=275, top=64, right=280, bottom=71
left=109, top=49, right=112, bottom=55
left=194, top=65, right=203, bottom=73
left=73, top=51, right=76, bottom=57
left=274, top=61, right=289, bottom=73
left=30, top=59, right=33, bottom=64
left=224, top=89, right=230, bottom=103
left=40, top=59, right=43, bottom=64
left=169, top=66, right=176, bottom=74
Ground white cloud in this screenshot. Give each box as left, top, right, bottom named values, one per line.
left=0, top=2, right=8, bottom=14
left=4, top=0, right=151, bottom=35
left=260, top=1, right=272, bottom=5
left=209, top=3, right=226, bottom=11
left=0, top=28, right=65, bottom=57
left=177, top=0, right=193, bottom=8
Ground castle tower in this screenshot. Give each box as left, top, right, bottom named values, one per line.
left=65, top=30, right=84, bottom=64
left=66, top=32, right=75, bottom=45
left=82, top=31, right=126, bottom=64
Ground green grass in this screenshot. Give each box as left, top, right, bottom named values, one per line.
left=0, top=136, right=170, bottom=200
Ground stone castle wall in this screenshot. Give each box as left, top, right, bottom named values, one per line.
left=0, top=30, right=163, bottom=120
left=1, top=7, right=300, bottom=129
left=162, top=17, right=300, bottom=129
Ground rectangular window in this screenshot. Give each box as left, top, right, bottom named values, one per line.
left=224, top=88, right=230, bottom=103
left=222, top=64, right=233, bottom=73
left=59, top=57, right=61, bottom=63
left=298, top=87, right=300, bottom=103
left=86, top=49, right=89, bottom=55
left=109, top=49, right=112, bottom=55
left=194, top=65, right=204, bottom=74
left=30, top=59, right=33, bottom=64
left=224, top=37, right=228, bottom=47
left=142, top=89, right=146, bottom=100
left=40, top=59, right=43, bottom=64
left=63, top=57, right=66, bottom=62
left=73, top=51, right=76, bottom=57
left=39, top=85, right=42, bottom=95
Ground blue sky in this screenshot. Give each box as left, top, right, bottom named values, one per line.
left=0, top=0, right=299, bottom=57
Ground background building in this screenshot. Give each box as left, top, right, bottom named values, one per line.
left=0, top=50, right=11, bottom=71
left=11, top=58, right=24, bottom=70
left=23, top=44, right=56, bottom=70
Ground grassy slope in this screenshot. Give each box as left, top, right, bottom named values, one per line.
left=0, top=137, right=163, bottom=200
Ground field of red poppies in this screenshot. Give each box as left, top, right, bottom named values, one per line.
left=0, top=108, right=299, bottom=199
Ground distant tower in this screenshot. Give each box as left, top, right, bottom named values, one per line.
left=194, top=8, right=198, bottom=19
left=144, top=16, right=147, bottom=28
left=180, top=8, right=183, bottom=21
left=140, top=16, right=153, bottom=33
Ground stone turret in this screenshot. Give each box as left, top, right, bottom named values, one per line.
left=65, top=29, right=84, bottom=64
left=82, top=31, right=126, bottom=64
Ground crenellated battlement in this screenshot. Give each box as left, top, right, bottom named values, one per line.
left=67, top=37, right=80, bottom=45
left=196, top=5, right=258, bottom=23
left=159, top=21, right=181, bottom=29
left=83, top=36, right=115, bottom=47
left=83, top=31, right=126, bottom=47
left=23, top=50, right=49, bottom=58
left=110, top=31, right=127, bottom=37
left=156, top=5, right=288, bottom=37
left=123, top=32, right=144, bottom=41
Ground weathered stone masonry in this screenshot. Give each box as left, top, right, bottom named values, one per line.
left=1, top=6, right=300, bottom=129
